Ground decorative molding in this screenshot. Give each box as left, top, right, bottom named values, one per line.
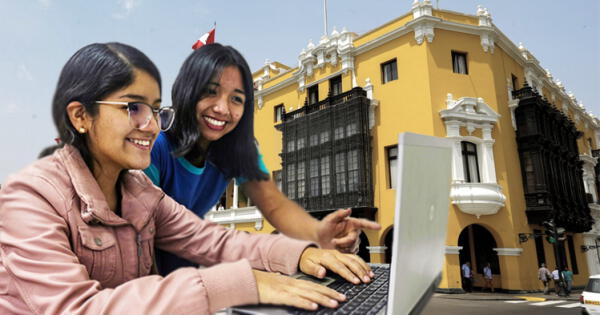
left=450, top=183, right=506, bottom=218
left=205, top=206, right=264, bottom=231
left=477, top=6, right=494, bottom=53
left=493, top=248, right=523, bottom=256
left=412, top=0, right=432, bottom=19
left=253, top=6, right=598, bottom=128
left=367, top=246, right=387, bottom=254
left=364, top=78, right=380, bottom=130
left=440, top=94, right=506, bottom=218
left=445, top=246, right=463, bottom=255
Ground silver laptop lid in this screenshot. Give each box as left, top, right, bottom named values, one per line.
left=388, top=133, right=452, bottom=315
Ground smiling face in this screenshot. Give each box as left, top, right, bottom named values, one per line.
left=195, top=66, right=246, bottom=150
left=86, top=69, right=161, bottom=175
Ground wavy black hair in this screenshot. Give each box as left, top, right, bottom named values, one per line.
left=43, top=42, right=161, bottom=170
left=168, top=43, right=268, bottom=181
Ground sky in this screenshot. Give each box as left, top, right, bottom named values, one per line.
left=0, top=0, right=598, bottom=184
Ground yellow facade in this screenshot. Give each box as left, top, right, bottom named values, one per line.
left=226, top=2, right=599, bottom=293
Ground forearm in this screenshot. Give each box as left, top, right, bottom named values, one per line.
left=244, top=180, right=321, bottom=242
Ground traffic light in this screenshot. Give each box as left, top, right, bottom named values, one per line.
left=543, top=220, right=556, bottom=244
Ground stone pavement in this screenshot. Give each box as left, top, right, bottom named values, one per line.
left=434, top=289, right=581, bottom=302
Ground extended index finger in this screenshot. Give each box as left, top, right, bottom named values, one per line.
left=346, top=218, right=381, bottom=231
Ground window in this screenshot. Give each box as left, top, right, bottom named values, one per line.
left=346, top=123, right=358, bottom=137
left=533, top=229, right=545, bottom=266
left=297, top=138, right=305, bottom=150
left=320, top=131, right=329, bottom=144
left=308, top=85, right=319, bottom=104
left=511, top=74, right=518, bottom=91
left=452, top=51, right=468, bottom=74
left=273, top=170, right=282, bottom=192
left=461, top=141, right=480, bottom=183
left=334, top=126, right=344, bottom=140
left=274, top=104, right=284, bottom=122
left=567, top=235, right=579, bottom=274
left=310, top=159, right=319, bottom=196
left=287, top=163, right=296, bottom=199
left=335, top=152, right=346, bottom=193
left=321, top=156, right=331, bottom=195
left=310, top=134, right=319, bottom=147
left=297, top=162, right=305, bottom=198
left=330, top=75, right=342, bottom=96
left=387, top=146, right=398, bottom=189
left=287, top=140, right=295, bottom=152
left=381, top=59, right=398, bottom=84
left=348, top=150, right=359, bottom=192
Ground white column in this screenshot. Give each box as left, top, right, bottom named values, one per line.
left=481, top=124, right=496, bottom=183
left=445, top=121, right=463, bottom=183
left=232, top=181, right=239, bottom=209
left=366, top=246, right=387, bottom=254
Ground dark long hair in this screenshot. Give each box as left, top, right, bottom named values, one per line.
left=44, top=42, right=161, bottom=170
left=168, top=43, right=268, bottom=181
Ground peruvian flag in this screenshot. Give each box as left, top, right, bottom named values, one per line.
left=192, top=26, right=215, bottom=50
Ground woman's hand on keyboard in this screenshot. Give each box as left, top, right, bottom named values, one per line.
left=252, top=270, right=346, bottom=310
left=299, top=247, right=375, bottom=285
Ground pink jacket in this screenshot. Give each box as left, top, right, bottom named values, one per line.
left=0, top=145, right=311, bottom=314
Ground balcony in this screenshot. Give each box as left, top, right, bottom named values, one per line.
left=204, top=206, right=264, bottom=230
left=450, top=182, right=506, bottom=218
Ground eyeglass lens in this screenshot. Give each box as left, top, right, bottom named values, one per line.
left=127, top=103, right=174, bottom=131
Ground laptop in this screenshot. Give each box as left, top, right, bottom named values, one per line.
left=229, top=132, right=453, bottom=315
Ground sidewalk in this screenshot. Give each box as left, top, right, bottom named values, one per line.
left=435, top=290, right=581, bottom=302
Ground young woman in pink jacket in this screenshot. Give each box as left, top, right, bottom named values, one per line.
left=0, top=42, right=373, bottom=314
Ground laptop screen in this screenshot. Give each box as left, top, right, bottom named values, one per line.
left=388, top=133, right=453, bottom=315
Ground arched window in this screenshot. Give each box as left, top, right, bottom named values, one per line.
left=461, top=141, right=480, bottom=183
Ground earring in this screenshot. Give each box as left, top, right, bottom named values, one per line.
left=78, top=127, right=86, bottom=134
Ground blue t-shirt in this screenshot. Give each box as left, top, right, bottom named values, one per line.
left=144, top=132, right=269, bottom=274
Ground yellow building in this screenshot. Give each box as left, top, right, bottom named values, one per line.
left=206, top=1, right=600, bottom=293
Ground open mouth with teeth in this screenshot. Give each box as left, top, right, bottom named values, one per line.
left=203, top=116, right=227, bottom=130
left=127, top=138, right=151, bottom=150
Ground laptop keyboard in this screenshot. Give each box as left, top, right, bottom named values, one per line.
left=289, top=265, right=389, bottom=315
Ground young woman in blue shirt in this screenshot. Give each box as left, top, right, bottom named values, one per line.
left=145, top=43, right=380, bottom=275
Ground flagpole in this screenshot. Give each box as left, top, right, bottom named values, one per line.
left=323, top=0, right=328, bottom=36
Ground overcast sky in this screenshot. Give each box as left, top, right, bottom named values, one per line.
left=1, top=0, right=598, bottom=184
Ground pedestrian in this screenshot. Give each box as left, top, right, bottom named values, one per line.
left=552, top=268, right=561, bottom=295
left=144, top=43, right=381, bottom=275
left=537, top=263, right=552, bottom=294
left=461, top=261, right=473, bottom=292
left=483, top=262, right=494, bottom=292
left=562, top=267, right=573, bottom=296
left=0, top=42, right=373, bottom=314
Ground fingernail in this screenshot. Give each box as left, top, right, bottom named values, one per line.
left=312, top=303, right=318, bottom=310
left=363, top=276, right=370, bottom=282
left=369, top=271, right=375, bottom=277
left=353, top=277, right=360, bottom=283
left=330, top=299, right=338, bottom=307
left=339, top=293, right=346, bottom=300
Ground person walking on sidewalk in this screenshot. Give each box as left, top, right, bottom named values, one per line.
left=461, top=262, right=472, bottom=293
left=552, top=268, right=561, bottom=295
left=483, top=263, right=494, bottom=292
left=562, top=267, right=573, bottom=296
left=538, top=263, right=552, bottom=294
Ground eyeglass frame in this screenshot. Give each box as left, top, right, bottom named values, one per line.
left=94, top=101, right=175, bottom=131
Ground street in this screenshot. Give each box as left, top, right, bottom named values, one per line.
left=421, top=295, right=582, bottom=314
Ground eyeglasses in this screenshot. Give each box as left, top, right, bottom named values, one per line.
left=95, top=101, right=175, bottom=131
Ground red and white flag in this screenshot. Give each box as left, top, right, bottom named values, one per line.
left=192, top=27, right=215, bottom=50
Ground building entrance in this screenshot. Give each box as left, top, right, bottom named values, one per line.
left=458, top=224, right=501, bottom=290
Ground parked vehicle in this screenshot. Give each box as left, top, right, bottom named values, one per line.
left=581, top=274, right=600, bottom=315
